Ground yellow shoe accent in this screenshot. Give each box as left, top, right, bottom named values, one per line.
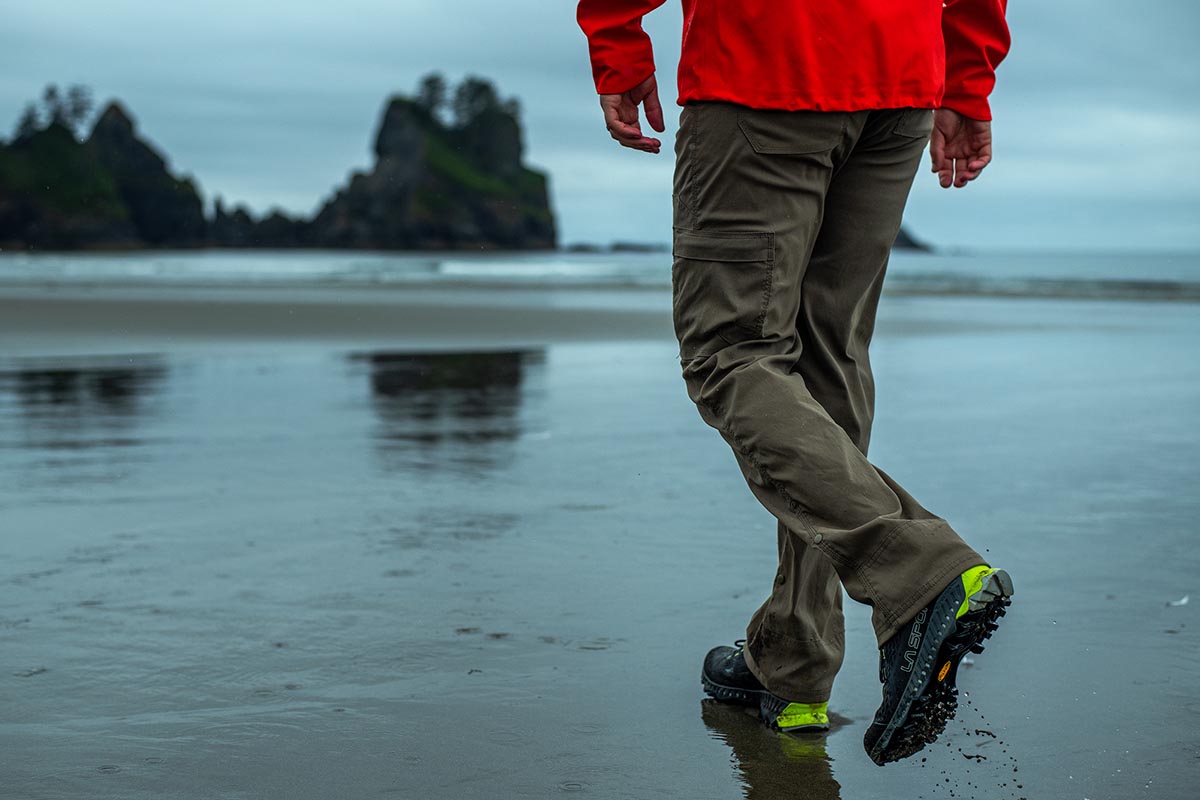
left=775, top=701, right=829, bottom=730
left=957, top=565, right=997, bottom=619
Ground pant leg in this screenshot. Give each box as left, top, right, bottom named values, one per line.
left=672, top=102, right=984, bottom=648
left=742, top=108, right=952, bottom=698
left=795, top=107, right=933, bottom=457
left=743, top=520, right=845, bottom=703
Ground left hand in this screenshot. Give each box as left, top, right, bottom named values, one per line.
left=930, top=109, right=993, bottom=188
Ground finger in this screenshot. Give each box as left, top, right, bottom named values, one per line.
left=929, top=132, right=953, bottom=187
left=954, top=157, right=972, bottom=188
left=643, top=86, right=665, bottom=133
left=618, top=138, right=661, bottom=153
left=603, top=102, right=643, bottom=137
left=616, top=95, right=642, bottom=129
left=966, top=154, right=991, bottom=172
left=935, top=150, right=953, bottom=187
left=623, top=137, right=662, bottom=153
left=607, top=116, right=646, bottom=140
left=608, top=120, right=656, bottom=145
left=602, top=96, right=643, bottom=133
left=608, top=125, right=661, bottom=153
left=964, top=140, right=991, bottom=175
left=934, top=157, right=953, bottom=187
left=958, top=157, right=987, bottom=186
left=945, top=152, right=961, bottom=188
left=618, top=137, right=662, bottom=152
left=929, top=129, right=945, bottom=169
left=958, top=165, right=983, bottom=183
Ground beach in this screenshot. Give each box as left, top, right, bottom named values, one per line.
left=2, top=255, right=1199, bottom=799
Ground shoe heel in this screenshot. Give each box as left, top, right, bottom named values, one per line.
left=966, top=568, right=1013, bottom=613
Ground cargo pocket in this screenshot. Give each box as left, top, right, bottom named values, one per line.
left=891, top=107, right=935, bottom=139
left=671, top=228, right=775, bottom=361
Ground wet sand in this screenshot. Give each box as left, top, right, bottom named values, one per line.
left=1, top=284, right=1198, bottom=798
left=0, top=283, right=674, bottom=356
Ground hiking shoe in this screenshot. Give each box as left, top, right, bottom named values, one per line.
left=702, top=642, right=830, bottom=732
left=864, top=565, right=1013, bottom=765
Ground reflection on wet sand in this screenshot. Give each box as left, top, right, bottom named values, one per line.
left=0, top=356, right=168, bottom=486
left=0, top=356, right=167, bottom=428
left=349, top=349, right=544, bottom=475
left=702, top=700, right=842, bottom=800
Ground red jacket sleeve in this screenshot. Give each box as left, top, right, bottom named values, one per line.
left=941, top=0, right=1011, bottom=120
left=577, top=0, right=668, bottom=95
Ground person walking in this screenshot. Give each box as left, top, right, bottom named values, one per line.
left=577, top=0, right=1013, bottom=765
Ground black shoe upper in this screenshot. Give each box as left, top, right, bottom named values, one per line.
left=702, top=642, right=766, bottom=704
left=863, top=580, right=966, bottom=765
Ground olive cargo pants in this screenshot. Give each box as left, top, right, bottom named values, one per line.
left=672, top=103, right=985, bottom=704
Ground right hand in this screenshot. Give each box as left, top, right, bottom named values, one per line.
left=599, top=74, right=665, bottom=154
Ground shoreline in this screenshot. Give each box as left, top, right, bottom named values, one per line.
left=2, top=282, right=1195, bottom=359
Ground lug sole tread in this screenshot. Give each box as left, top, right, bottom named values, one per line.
left=870, top=570, right=1012, bottom=764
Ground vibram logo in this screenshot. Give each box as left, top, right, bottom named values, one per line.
left=937, top=661, right=951, bottom=682
left=900, top=608, right=927, bottom=673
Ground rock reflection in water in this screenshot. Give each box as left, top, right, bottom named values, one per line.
left=701, top=700, right=842, bottom=800
left=0, top=355, right=168, bottom=487
left=349, top=349, right=544, bottom=475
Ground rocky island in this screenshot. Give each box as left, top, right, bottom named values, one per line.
left=0, top=75, right=555, bottom=251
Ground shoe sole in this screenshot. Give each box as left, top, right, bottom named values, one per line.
left=701, top=672, right=765, bottom=707
left=868, top=569, right=1013, bottom=765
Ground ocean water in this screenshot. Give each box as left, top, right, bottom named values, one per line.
left=1, top=249, right=1199, bottom=301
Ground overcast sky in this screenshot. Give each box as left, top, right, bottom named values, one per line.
left=3, top=1, right=1198, bottom=251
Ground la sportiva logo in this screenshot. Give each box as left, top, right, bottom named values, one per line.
left=901, top=608, right=928, bottom=673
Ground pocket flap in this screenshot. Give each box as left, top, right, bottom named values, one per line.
left=892, top=108, right=934, bottom=139
left=737, top=109, right=846, bottom=155
left=673, top=229, right=773, bottom=263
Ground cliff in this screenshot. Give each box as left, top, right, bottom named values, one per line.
left=88, top=103, right=206, bottom=246
left=309, top=95, right=555, bottom=249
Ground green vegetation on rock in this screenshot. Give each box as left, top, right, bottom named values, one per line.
left=310, top=74, right=556, bottom=249
left=423, top=134, right=512, bottom=197
left=0, top=122, right=127, bottom=217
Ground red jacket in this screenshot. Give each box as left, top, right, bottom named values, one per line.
left=577, top=0, right=1010, bottom=121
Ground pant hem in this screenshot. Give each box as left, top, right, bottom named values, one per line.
left=742, top=635, right=836, bottom=704
left=872, top=550, right=987, bottom=646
